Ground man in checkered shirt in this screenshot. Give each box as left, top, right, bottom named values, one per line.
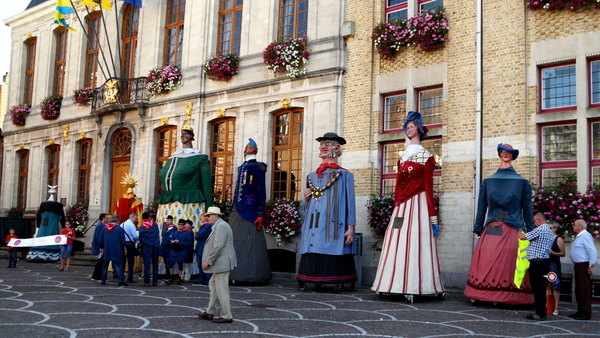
left=517, top=212, right=554, bottom=320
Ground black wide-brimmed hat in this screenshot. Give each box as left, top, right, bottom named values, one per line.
left=316, top=132, right=346, bottom=145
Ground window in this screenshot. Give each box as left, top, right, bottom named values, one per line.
left=121, top=4, right=140, bottom=79
left=210, top=118, right=236, bottom=203
left=590, top=122, right=600, bottom=186
left=24, top=38, right=37, bottom=105
left=272, top=109, right=303, bottom=201
left=419, top=0, right=443, bottom=12
left=539, top=124, right=577, bottom=187
left=154, top=126, right=177, bottom=200
left=164, top=0, right=185, bottom=66
left=84, top=14, right=101, bottom=89
left=52, top=29, right=68, bottom=96
left=78, top=140, right=92, bottom=204
left=417, top=87, right=443, bottom=126
left=382, top=92, right=407, bottom=133
left=17, top=150, right=29, bottom=210
left=278, top=0, right=308, bottom=40
left=540, top=63, right=576, bottom=112
left=386, top=0, right=408, bottom=22
left=591, top=59, right=600, bottom=107
left=47, top=145, right=60, bottom=199
left=380, top=138, right=442, bottom=197
left=217, top=0, right=243, bottom=55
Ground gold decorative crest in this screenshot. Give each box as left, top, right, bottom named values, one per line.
left=49, top=138, right=56, bottom=145
left=103, top=80, right=119, bottom=104
left=19, top=144, right=25, bottom=150
left=26, top=32, right=32, bottom=39
left=80, top=131, right=87, bottom=139
left=280, top=99, right=291, bottom=109
left=121, top=172, right=140, bottom=188
left=64, top=125, right=70, bottom=144
left=216, top=109, right=226, bottom=118
left=161, top=117, right=169, bottom=126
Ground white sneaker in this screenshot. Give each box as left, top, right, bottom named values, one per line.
left=553, top=310, right=559, bottom=315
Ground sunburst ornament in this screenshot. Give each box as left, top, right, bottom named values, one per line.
left=120, top=172, right=140, bottom=188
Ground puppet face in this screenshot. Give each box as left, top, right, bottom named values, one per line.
left=405, top=121, right=420, bottom=140
left=319, top=141, right=338, bottom=158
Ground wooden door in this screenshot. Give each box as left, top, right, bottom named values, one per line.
left=109, top=129, right=132, bottom=216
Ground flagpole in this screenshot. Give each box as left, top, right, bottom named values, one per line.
left=98, top=3, right=118, bottom=79
left=68, top=0, right=109, bottom=82
left=82, top=5, right=114, bottom=80
left=113, top=0, right=123, bottom=77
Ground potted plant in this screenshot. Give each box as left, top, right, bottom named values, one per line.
left=366, top=194, right=395, bottom=236
left=72, top=87, right=94, bottom=107
left=203, top=52, right=240, bottom=82
left=262, top=37, right=310, bottom=78
left=145, top=64, right=183, bottom=98
left=65, top=203, right=89, bottom=234
left=5, top=206, right=25, bottom=218
left=40, top=95, right=63, bottom=120
left=526, top=0, right=600, bottom=11
left=9, top=103, right=30, bottom=127
left=265, top=198, right=302, bottom=246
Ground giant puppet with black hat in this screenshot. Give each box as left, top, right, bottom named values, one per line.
left=156, top=103, right=213, bottom=276
left=229, top=138, right=271, bottom=284
left=371, top=111, right=445, bottom=301
left=464, top=143, right=535, bottom=305
left=296, top=132, right=358, bottom=292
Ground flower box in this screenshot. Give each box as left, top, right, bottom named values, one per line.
left=40, top=95, right=63, bottom=120
left=263, top=37, right=310, bottom=78
left=526, top=0, right=600, bottom=12
left=72, top=87, right=94, bottom=107
left=145, top=64, right=183, bottom=98
left=203, top=52, right=239, bottom=82
left=9, top=103, right=30, bottom=127
left=265, top=198, right=302, bottom=246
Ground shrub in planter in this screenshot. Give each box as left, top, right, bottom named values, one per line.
left=40, top=95, right=63, bottom=120
left=203, top=52, right=240, bottom=82
left=72, top=87, right=94, bottom=107
left=9, top=103, right=30, bottom=127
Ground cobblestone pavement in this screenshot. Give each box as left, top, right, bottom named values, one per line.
left=0, top=262, right=599, bottom=338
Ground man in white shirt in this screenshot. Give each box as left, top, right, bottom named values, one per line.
left=122, top=213, right=139, bottom=284
left=569, top=219, right=598, bottom=320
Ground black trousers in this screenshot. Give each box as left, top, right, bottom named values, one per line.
left=528, top=259, right=550, bottom=317
left=92, top=255, right=104, bottom=280
left=574, top=262, right=592, bottom=318
left=124, top=243, right=136, bottom=282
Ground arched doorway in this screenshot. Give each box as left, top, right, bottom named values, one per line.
left=110, top=128, right=132, bottom=215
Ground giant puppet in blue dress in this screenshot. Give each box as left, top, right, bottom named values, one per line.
left=297, top=132, right=357, bottom=292
left=27, top=185, right=66, bottom=261
left=229, top=138, right=271, bottom=284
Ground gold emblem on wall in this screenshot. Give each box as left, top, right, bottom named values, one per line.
left=216, top=109, right=226, bottom=118
left=19, top=144, right=24, bottom=150
left=80, top=131, right=87, bottom=139
left=280, top=99, right=291, bottom=109
left=104, top=80, right=119, bottom=104
left=26, top=32, right=32, bottom=39
left=49, top=138, right=56, bottom=145
left=161, top=117, right=169, bottom=126
left=64, top=125, right=70, bottom=144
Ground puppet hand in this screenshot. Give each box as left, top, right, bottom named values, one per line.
left=432, top=223, right=439, bottom=237
left=254, top=217, right=264, bottom=231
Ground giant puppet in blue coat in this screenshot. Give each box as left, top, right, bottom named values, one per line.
left=229, top=138, right=271, bottom=284
left=27, top=185, right=66, bottom=261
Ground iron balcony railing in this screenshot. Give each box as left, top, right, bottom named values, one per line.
left=91, top=77, right=148, bottom=112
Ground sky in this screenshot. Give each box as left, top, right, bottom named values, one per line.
left=0, top=1, right=29, bottom=83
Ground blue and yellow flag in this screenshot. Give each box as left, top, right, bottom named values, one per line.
left=514, top=238, right=530, bottom=289
left=54, top=0, right=76, bottom=32
left=81, top=0, right=113, bottom=11
left=123, top=0, right=142, bottom=7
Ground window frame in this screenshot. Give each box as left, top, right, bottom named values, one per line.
left=121, top=4, right=140, bottom=79
left=77, top=139, right=92, bottom=205
left=52, top=28, right=68, bottom=96
left=538, top=122, right=578, bottom=187
left=84, top=13, right=101, bottom=89
left=416, top=85, right=444, bottom=129
left=278, top=0, right=309, bottom=40
left=24, top=38, right=37, bottom=105
left=163, top=0, right=185, bottom=67
left=382, top=91, right=407, bottom=134
left=539, top=62, right=577, bottom=114
left=589, top=57, right=600, bottom=109
left=385, top=0, right=408, bottom=23
left=418, top=0, right=443, bottom=12
left=210, top=118, right=236, bottom=204
left=217, top=0, right=243, bottom=55
left=17, top=150, right=29, bottom=210
left=271, top=109, right=303, bottom=202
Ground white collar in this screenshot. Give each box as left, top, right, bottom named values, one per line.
left=402, top=144, right=424, bottom=161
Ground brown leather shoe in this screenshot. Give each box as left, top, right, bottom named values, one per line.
left=212, top=317, right=233, bottom=323
left=197, top=312, right=213, bottom=320
left=141, top=284, right=150, bottom=287
left=152, top=283, right=158, bottom=287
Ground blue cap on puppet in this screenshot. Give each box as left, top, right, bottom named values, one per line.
left=497, top=143, right=519, bottom=160
left=247, top=138, right=257, bottom=149
left=403, top=111, right=429, bottom=140
left=246, top=138, right=258, bottom=155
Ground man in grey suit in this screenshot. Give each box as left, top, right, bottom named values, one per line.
left=197, top=207, right=237, bottom=323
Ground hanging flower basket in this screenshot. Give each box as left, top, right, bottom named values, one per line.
left=40, top=95, right=63, bottom=120
left=145, top=64, right=183, bottom=98
left=9, top=103, right=31, bottom=127
left=265, top=198, right=302, bottom=246
left=372, top=8, right=450, bottom=59
left=203, top=52, right=240, bottom=82
left=526, top=0, right=600, bottom=11
left=72, top=87, right=94, bottom=107
left=262, top=37, right=310, bottom=78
